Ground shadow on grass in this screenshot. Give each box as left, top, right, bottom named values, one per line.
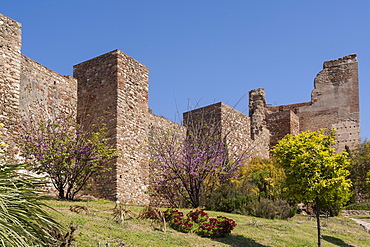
left=215, top=234, right=269, bottom=247
left=323, top=235, right=355, bottom=247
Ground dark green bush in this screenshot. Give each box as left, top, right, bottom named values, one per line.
left=205, top=181, right=255, bottom=214
left=248, top=198, right=295, bottom=220
left=205, top=182, right=295, bottom=219
left=345, top=202, right=370, bottom=211
left=275, top=199, right=297, bottom=220
left=254, top=197, right=277, bottom=219
left=206, top=194, right=255, bottom=214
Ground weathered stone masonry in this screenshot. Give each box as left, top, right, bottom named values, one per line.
left=265, top=54, right=360, bottom=152
left=0, top=13, right=360, bottom=204
left=74, top=50, right=150, bottom=204
left=0, top=14, right=22, bottom=155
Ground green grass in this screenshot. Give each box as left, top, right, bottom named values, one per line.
left=44, top=198, right=370, bottom=247
left=351, top=215, right=370, bottom=224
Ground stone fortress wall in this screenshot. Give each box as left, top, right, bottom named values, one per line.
left=0, top=14, right=360, bottom=204
left=0, top=13, right=22, bottom=155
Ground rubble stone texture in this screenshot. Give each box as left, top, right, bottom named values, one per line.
left=266, top=54, right=360, bottom=152
left=0, top=14, right=22, bottom=155
left=74, top=50, right=150, bottom=204
left=0, top=13, right=360, bottom=204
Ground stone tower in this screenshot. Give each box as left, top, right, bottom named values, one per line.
left=74, top=50, right=150, bottom=204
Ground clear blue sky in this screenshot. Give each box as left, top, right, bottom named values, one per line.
left=2, top=1, right=370, bottom=141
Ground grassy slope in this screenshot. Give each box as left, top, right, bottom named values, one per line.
left=44, top=198, right=370, bottom=247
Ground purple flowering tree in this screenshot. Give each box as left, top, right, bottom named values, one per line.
left=19, top=116, right=118, bottom=200
left=150, top=107, right=249, bottom=208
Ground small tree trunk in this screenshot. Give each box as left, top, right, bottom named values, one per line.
left=58, top=186, right=65, bottom=199
left=315, top=197, right=322, bottom=247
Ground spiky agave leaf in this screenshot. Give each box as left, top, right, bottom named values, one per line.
left=0, top=163, right=63, bottom=246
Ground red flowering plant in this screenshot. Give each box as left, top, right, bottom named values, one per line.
left=187, top=209, right=209, bottom=224
left=163, top=209, right=193, bottom=233
left=163, top=209, right=184, bottom=222
left=172, top=217, right=194, bottom=233
left=161, top=208, right=236, bottom=238
left=195, top=216, right=237, bottom=238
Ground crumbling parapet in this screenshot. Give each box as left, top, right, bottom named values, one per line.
left=262, top=54, right=360, bottom=152
left=312, top=54, right=358, bottom=111
left=248, top=88, right=270, bottom=157
left=249, top=88, right=266, bottom=140
left=301, top=54, right=359, bottom=151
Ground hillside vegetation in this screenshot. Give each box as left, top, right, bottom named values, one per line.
left=45, top=198, right=370, bottom=247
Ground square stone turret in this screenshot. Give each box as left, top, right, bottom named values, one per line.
left=74, top=50, right=150, bottom=204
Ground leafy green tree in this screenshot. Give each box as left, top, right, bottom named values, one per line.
left=273, top=130, right=352, bottom=247
left=19, top=116, right=118, bottom=200
left=348, top=140, right=370, bottom=200
left=0, top=124, right=63, bottom=246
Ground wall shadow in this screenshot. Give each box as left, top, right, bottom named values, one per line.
left=215, top=234, right=269, bottom=247
left=323, top=235, right=355, bottom=247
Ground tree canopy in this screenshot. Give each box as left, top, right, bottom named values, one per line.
left=238, top=156, right=285, bottom=200
left=273, top=129, right=352, bottom=247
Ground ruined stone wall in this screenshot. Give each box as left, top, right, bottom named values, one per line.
left=0, top=14, right=22, bottom=154
left=267, top=102, right=311, bottom=114
left=264, top=54, right=360, bottom=152
left=308, top=54, right=359, bottom=151
left=248, top=89, right=271, bottom=157
left=0, top=13, right=78, bottom=156
left=20, top=55, right=77, bottom=119
left=148, top=113, right=186, bottom=148
left=74, top=50, right=150, bottom=204
left=148, top=113, right=186, bottom=154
